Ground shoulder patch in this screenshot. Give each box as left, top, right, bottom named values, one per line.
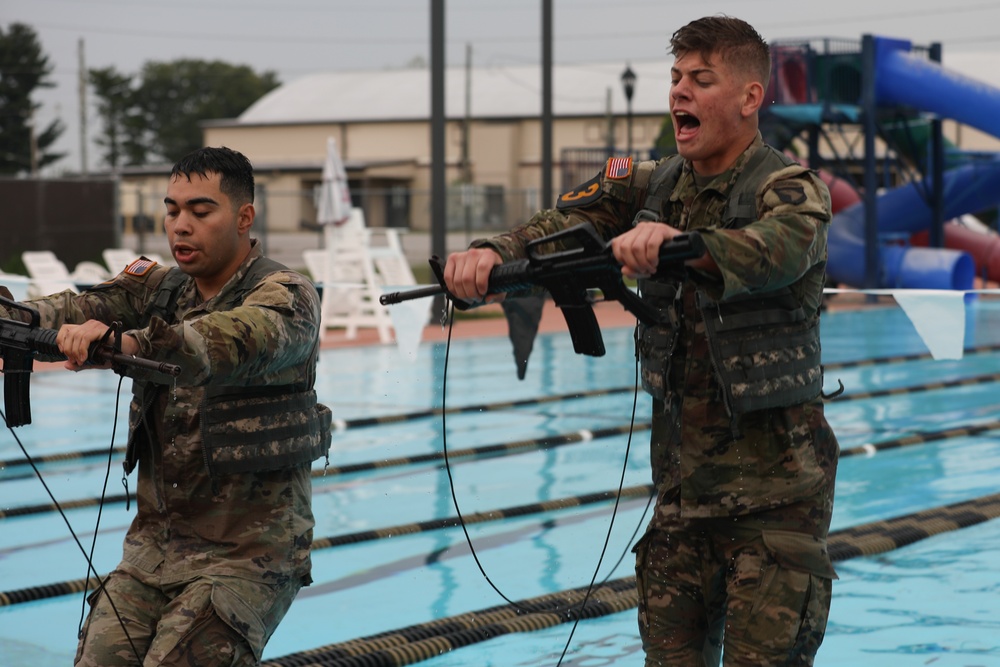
left=605, top=156, right=633, bottom=180
left=556, top=176, right=602, bottom=210
left=772, top=183, right=807, bottom=205
left=124, top=257, right=158, bottom=277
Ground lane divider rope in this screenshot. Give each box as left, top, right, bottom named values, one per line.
left=255, top=492, right=1000, bottom=667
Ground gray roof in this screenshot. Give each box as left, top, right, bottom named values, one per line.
left=236, top=60, right=672, bottom=125
left=233, top=52, right=1000, bottom=127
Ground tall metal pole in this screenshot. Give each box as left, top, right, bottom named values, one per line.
left=78, top=38, right=88, bottom=176
left=540, top=0, right=553, bottom=208
left=462, top=42, right=473, bottom=246
left=929, top=41, right=945, bottom=250
left=861, top=35, right=879, bottom=291
left=430, top=0, right=447, bottom=319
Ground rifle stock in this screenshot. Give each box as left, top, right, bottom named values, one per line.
left=380, top=222, right=705, bottom=357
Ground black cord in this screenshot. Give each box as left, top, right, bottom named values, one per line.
left=3, top=402, right=142, bottom=663
left=553, top=321, right=648, bottom=665
left=440, top=300, right=646, bottom=666
left=78, top=373, right=126, bottom=635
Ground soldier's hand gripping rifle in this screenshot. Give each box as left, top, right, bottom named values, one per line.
left=380, top=222, right=705, bottom=357
left=0, top=296, right=181, bottom=428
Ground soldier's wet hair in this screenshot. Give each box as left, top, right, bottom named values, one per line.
left=171, top=146, right=255, bottom=207
left=670, top=15, right=771, bottom=90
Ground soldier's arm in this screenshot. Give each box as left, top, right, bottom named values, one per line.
left=698, top=166, right=831, bottom=300
left=127, top=271, right=319, bottom=386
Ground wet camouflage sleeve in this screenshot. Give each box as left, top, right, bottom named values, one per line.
left=0, top=283, right=154, bottom=363
left=128, top=271, right=320, bottom=387
left=697, top=164, right=831, bottom=308
left=472, top=188, right=635, bottom=261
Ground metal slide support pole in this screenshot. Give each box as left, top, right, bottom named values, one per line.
left=861, top=35, right=879, bottom=290
left=929, top=41, right=945, bottom=249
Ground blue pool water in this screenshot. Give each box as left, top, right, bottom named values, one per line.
left=1, top=300, right=999, bottom=666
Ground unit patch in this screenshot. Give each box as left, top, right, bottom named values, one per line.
left=773, top=183, right=807, bottom=205
left=556, top=176, right=601, bottom=210
left=605, top=156, right=633, bottom=180
left=125, top=258, right=158, bottom=277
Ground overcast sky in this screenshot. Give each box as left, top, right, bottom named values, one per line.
left=6, top=0, right=1000, bottom=174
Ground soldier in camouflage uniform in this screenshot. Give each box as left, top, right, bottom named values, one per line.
left=444, top=17, right=838, bottom=667
left=1, top=147, right=330, bottom=666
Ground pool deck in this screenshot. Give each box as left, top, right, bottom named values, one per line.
left=316, top=290, right=894, bottom=351
left=318, top=299, right=637, bottom=350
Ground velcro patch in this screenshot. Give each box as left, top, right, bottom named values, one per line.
left=556, top=176, right=602, bottom=210
left=605, top=156, right=633, bottom=180
left=125, top=258, right=158, bottom=277
left=773, top=183, right=807, bottom=205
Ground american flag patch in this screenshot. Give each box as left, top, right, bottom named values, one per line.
left=124, top=258, right=157, bottom=276
left=605, top=156, right=633, bottom=180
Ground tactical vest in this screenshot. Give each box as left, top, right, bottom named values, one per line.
left=635, top=147, right=823, bottom=421
left=124, top=257, right=332, bottom=480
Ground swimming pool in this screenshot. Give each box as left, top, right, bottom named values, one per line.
left=1, top=299, right=998, bottom=666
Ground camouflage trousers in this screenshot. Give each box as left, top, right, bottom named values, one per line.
left=74, top=569, right=303, bottom=667
left=633, top=525, right=833, bottom=667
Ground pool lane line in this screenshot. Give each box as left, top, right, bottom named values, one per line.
left=0, top=385, right=636, bottom=472
left=5, top=464, right=1000, bottom=611
left=6, top=437, right=1000, bottom=610
left=0, top=422, right=651, bottom=519
left=6, top=340, right=1000, bottom=473
left=829, top=370, right=1000, bottom=403
left=0, top=484, right=657, bottom=608
left=7, top=402, right=1000, bottom=521
left=257, top=491, right=1000, bottom=667
left=823, top=341, right=1000, bottom=370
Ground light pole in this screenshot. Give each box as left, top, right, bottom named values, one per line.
left=621, top=63, right=636, bottom=157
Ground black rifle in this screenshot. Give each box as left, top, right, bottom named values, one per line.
left=380, top=222, right=705, bottom=357
left=0, top=297, right=181, bottom=427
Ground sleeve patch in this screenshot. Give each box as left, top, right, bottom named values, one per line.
left=125, top=258, right=158, bottom=277
left=605, top=156, right=633, bottom=180
left=556, top=176, right=602, bottom=210
left=773, top=183, right=807, bottom=205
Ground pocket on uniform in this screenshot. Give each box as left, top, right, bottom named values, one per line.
left=74, top=586, right=105, bottom=664
left=632, top=530, right=655, bottom=633
left=761, top=529, right=838, bottom=580
left=211, top=583, right=268, bottom=662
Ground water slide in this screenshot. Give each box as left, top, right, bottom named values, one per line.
left=825, top=37, right=1000, bottom=289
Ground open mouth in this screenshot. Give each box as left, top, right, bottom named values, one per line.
left=674, top=111, right=701, bottom=138
left=173, top=245, right=198, bottom=262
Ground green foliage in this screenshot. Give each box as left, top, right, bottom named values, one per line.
left=90, top=59, right=280, bottom=167
left=652, top=114, right=677, bottom=158
left=89, top=66, right=140, bottom=168
left=0, top=23, right=65, bottom=174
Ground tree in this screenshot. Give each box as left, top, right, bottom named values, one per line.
left=89, top=66, right=140, bottom=169
left=90, top=59, right=279, bottom=166
left=651, top=115, right=677, bottom=159
left=0, top=22, right=65, bottom=175
left=135, top=59, right=279, bottom=163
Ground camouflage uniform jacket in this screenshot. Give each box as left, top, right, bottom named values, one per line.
left=476, top=133, right=839, bottom=521
left=11, top=241, right=321, bottom=586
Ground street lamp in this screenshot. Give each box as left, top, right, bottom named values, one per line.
left=621, top=63, right=637, bottom=157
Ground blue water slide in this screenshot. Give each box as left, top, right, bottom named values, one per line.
left=826, top=37, right=1000, bottom=289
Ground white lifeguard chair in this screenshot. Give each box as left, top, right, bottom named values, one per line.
left=308, top=208, right=401, bottom=343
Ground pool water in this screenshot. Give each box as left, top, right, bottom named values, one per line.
left=1, top=300, right=998, bottom=666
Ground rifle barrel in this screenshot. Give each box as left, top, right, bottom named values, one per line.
left=94, top=348, right=182, bottom=377
left=379, top=285, right=444, bottom=306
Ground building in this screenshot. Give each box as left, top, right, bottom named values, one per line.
left=118, top=49, right=1000, bottom=237
left=122, top=59, right=671, bottom=235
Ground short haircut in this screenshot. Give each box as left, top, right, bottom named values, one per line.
left=670, top=15, right=771, bottom=90
left=170, top=146, right=255, bottom=206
